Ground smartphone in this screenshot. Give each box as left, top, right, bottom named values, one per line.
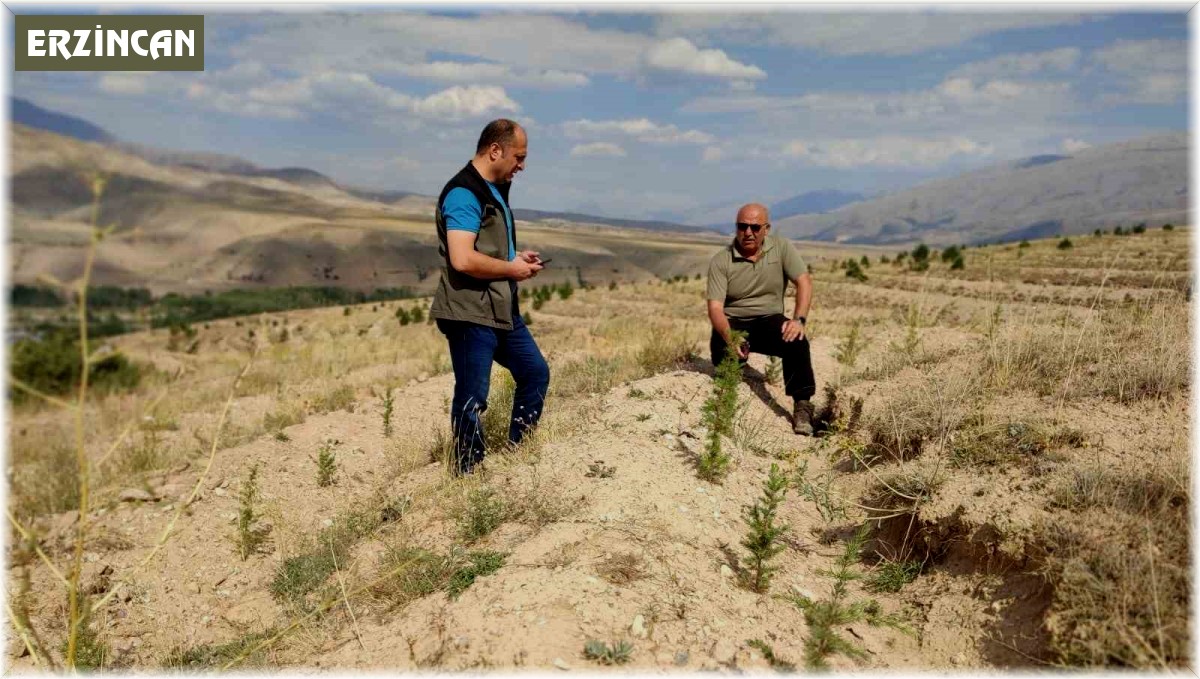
left=538, top=258, right=553, bottom=266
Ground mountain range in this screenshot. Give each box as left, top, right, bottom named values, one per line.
left=9, top=97, right=1190, bottom=247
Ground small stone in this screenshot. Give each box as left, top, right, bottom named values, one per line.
left=678, top=505, right=689, bottom=513
left=951, top=652, right=968, bottom=667
left=630, top=614, right=648, bottom=639
left=418, top=373, right=430, bottom=383
left=553, top=658, right=570, bottom=670
left=187, top=582, right=200, bottom=595
left=53, top=510, right=80, bottom=534
left=656, top=652, right=673, bottom=665
left=674, top=651, right=689, bottom=666
left=213, top=488, right=227, bottom=497
left=322, top=518, right=334, bottom=528
left=219, top=479, right=230, bottom=489
left=453, top=635, right=470, bottom=649
left=719, top=565, right=734, bottom=579
left=712, top=639, right=737, bottom=665
left=119, top=488, right=156, bottom=503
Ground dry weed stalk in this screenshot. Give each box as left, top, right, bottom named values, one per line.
left=5, top=174, right=258, bottom=668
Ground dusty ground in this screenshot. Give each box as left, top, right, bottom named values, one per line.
left=5, top=228, right=1192, bottom=671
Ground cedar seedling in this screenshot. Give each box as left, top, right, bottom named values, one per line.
left=741, top=463, right=789, bottom=593
left=699, top=330, right=745, bottom=482
left=316, top=440, right=337, bottom=487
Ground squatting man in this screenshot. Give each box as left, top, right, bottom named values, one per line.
left=706, top=203, right=817, bottom=435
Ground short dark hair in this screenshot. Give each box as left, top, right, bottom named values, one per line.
left=476, top=119, right=522, bottom=155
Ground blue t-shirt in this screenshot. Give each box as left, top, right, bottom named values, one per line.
left=442, top=184, right=516, bottom=261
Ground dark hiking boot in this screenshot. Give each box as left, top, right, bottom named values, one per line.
left=792, top=399, right=814, bottom=436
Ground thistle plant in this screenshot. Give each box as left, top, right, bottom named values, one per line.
left=699, top=330, right=745, bottom=482
left=741, top=463, right=789, bottom=592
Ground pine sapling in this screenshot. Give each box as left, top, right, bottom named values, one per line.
left=834, top=320, right=866, bottom=370
left=316, top=440, right=337, bottom=487
left=699, top=330, right=745, bottom=482
left=741, top=463, right=789, bottom=592
left=237, top=463, right=263, bottom=560
left=381, top=388, right=395, bottom=438
left=764, top=356, right=782, bottom=386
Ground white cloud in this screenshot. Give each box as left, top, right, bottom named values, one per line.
left=98, top=73, right=151, bottom=95
left=182, top=69, right=519, bottom=123
left=702, top=146, right=724, bottom=163
left=1093, top=39, right=1187, bottom=104
left=683, top=76, right=1073, bottom=129
left=950, top=47, right=1080, bottom=80
left=220, top=12, right=763, bottom=84
left=783, top=136, right=994, bottom=168
left=656, top=12, right=1088, bottom=56
left=394, top=61, right=589, bottom=89
left=1061, top=138, right=1091, bottom=153
left=411, top=85, right=520, bottom=120
left=643, top=37, right=766, bottom=80
left=570, top=142, right=627, bottom=157
left=1093, top=39, right=1186, bottom=76
left=563, top=118, right=715, bottom=145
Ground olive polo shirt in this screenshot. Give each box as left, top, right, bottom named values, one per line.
left=706, top=233, right=807, bottom=320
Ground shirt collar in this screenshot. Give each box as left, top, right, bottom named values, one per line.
left=729, top=234, right=773, bottom=261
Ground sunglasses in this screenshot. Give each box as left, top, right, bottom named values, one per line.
left=736, top=222, right=767, bottom=233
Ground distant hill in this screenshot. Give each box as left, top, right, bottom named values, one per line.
left=774, top=133, right=1188, bottom=246
left=770, top=189, right=866, bottom=220
left=512, top=208, right=710, bottom=234
left=12, top=97, right=113, bottom=143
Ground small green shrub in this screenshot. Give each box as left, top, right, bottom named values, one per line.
left=10, top=332, right=141, bottom=403
left=457, top=486, right=508, bottom=542
left=584, top=639, right=633, bottom=665
left=866, top=559, right=922, bottom=593
left=446, top=551, right=506, bottom=599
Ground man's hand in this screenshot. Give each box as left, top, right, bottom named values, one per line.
left=507, top=257, right=543, bottom=281
left=736, top=339, right=751, bottom=359
left=517, top=250, right=541, bottom=264
left=781, top=319, right=805, bottom=342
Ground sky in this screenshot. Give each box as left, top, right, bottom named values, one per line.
left=9, top=4, right=1191, bottom=224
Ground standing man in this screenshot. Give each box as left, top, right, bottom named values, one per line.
left=431, top=119, right=550, bottom=475
left=705, top=203, right=817, bottom=435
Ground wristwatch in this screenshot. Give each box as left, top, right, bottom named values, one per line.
left=792, top=315, right=806, bottom=324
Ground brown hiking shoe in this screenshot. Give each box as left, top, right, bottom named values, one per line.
left=792, top=400, right=814, bottom=436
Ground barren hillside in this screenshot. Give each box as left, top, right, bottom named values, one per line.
left=10, top=124, right=874, bottom=296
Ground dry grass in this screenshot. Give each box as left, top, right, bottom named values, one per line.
left=982, top=302, right=1189, bottom=404
left=596, top=552, right=648, bottom=586
left=862, top=371, right=981, bottom=464
left=1039, top=461, right=1189, bottom=667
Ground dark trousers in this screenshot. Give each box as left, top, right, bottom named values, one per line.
left=710, top=314, right=816, bottom=402
left=436, top=299, right=549, bottom=474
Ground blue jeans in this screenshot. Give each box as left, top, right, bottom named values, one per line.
left=436, top=305, right=550, bottom=474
